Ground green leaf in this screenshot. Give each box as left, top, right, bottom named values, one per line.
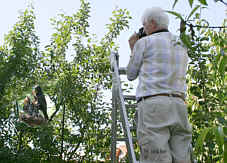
left=187, top=5, right=200, bottom=21
left=172, top=0, right=178, bottom=9
left=213, top=127, right=224, bottom=152
left=223, top=126, right=227, bottom=135
left=198, top=0, right=208, bottom=5
left=195, top=128, right=210, bottom=153
left=166, top=10, right=184, bottom=21
left=225, top=139, right=227, bottom=163
left=219, top=55, right=227, bottom=74
left=181, top=33, right=192, bottom=48
left=188, top=0, right=194, bottom=7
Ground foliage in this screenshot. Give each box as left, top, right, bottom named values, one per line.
left=0, top=0, right=131, bottom=162
left=187, top=19, right=226, bottom=162
left=169, top=0, right=226, bottom=162
left=0, top=6, right=41, bottom=117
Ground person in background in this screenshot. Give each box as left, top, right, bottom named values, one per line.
left=127, top=7, right=192, bottom=163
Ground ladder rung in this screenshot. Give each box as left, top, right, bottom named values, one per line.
left=124, top=95, right=136, bottom=101
left=119, top=67, right=127, bottom=75
left=116, top=137, right=137, bottom=142
left=130, top=126, right=137, bottom=131
left=125, top=104, right=137, bottom=108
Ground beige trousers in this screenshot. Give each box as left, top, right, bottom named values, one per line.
left=137, top=96, right=192, bottom=163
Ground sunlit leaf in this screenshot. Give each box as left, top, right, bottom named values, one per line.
left=189, top=0, right=194, bottom=7
left=213, top=127, right=224, bottom=152
left=195, top=128, right=210, bottom=153
left=187, top=5, right=200, bottom=21
left=219, top=55, right=227, bottom=74
left=166, top=10, right=184, bottom=21
left=172, top=0, right=179, bottom=9
left=198, top=0, right=208, bottom=5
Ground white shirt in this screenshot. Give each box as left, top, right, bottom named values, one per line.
left=127, top=31, right=188, bottom=100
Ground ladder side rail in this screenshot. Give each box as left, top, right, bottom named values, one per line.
left=110, top=52, right=137, bottom=163
left=110, top=52, right=121, bottom=163
left=110, top=53, right=122, bottom=163
left=111, top=77, right=118, bottom=163
left=118, top=94, right=136, bottom=163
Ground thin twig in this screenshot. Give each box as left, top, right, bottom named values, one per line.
left=186, top=23, right=227, bottom=29
left=49, top=97, right=64, bottom=122
left=216, top=0, right=227, bottom=6
left=61, top=103, right=66, bottom=160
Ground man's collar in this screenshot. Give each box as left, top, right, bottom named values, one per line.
left=151, top=29, right=169, bottom=35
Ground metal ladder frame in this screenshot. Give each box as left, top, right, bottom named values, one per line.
left=110, top=52, right=138, bottom=163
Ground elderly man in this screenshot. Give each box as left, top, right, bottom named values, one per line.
left=127, top=7, right=192, bottom=163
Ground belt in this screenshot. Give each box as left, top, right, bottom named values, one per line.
left=137, top=93, right=185, bottom=103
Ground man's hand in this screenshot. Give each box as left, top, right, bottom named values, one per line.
left=128, top=32, right=139, bottom=52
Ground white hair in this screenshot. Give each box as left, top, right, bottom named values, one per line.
left=141, top=7, right=169, bottom=29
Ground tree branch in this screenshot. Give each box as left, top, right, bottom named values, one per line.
left=48, top=97, right=64, bottom=122
left=186, top=23, right=227, bottom=29
left=67, top=142, right=82, bottom=160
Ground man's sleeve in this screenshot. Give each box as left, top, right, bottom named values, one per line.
left=127, top=39, right=145, bottom=81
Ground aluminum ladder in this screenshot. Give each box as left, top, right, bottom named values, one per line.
left=110, top=52, right=138, bottom=163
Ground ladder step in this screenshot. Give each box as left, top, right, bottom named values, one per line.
left=130, top=126, right=137, bottom=131
left=124, top=95, right=136, bottom=101
left=119, top=67, right=127, bottom=75
left=125, top=104, right=137, bottom=108
left=116, top=137, right=137, bottom=142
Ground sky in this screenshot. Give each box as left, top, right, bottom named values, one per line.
left=0, top=0, right=226, bottom=67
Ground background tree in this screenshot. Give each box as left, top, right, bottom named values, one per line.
left=0, top=0, right=131, bottom=162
